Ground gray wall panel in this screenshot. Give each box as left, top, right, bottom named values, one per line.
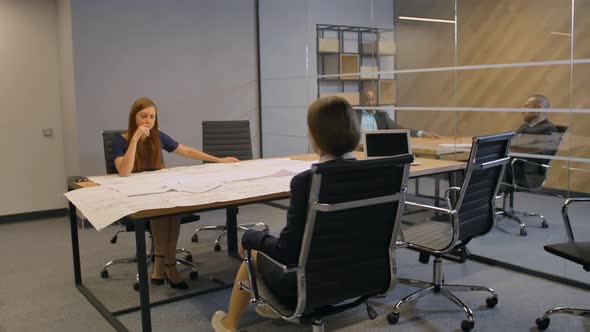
left=71, top=0, right=258, bottom=175
left=259, top=0, right=394, bottom=157
left=0, top=0, right=67, bottom=215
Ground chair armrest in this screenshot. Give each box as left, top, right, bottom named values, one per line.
left=561, top=198, right=590, bottom=243
left=510, top=158, right=550, bottom=191
left=511, top=157, right=550, bottom=169
left=257, top=251, right=300, bottom=273
left=404, top=201, right=460, bottom=254
left=479, top=157, right=511, bottom=170
left=395, top=240, right=408, bottom=249
left=444, top=187, right=461, bottom=210
left=180, top=213, right=200, bottom=223
left=405, top=201, right=454, bottom=215
left=243, top=249, right=261, bottom=303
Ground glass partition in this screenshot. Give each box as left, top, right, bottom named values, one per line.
left=258, top=0, right=590, bottom=287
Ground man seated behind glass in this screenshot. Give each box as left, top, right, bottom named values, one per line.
left=354, top=88, right=440, bottom=138
left=504, top=94, right=562, bottom=189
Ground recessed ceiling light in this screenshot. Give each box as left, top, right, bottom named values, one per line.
left=398, top=16, right=455, bottom=24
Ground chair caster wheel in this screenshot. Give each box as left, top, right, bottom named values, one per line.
left=541, top=221, right=548, bottom=229
left=133, top=282, right=139, bottom=291
left=214, top=243, right=221, bottom=252
left=520, top=228, right=527, bottom=236
left=486, top=296, right=498, bottom=308
left=386, top=312, right=399, bottom=325
left=536, top=317, right=550, bottom=330
left=191, top=234, right=199, bottom=243
left=461, top=320, right=474, bottom=332
left=100, top=270, right=109, bottom=279
left=366, top=306, right=377, bottom=320
left=184, top=254, right=193, bottom=262
left=189, top=271, right=199, bottom=280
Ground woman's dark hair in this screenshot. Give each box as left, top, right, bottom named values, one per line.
left=307, top=97, right=360, bottom=156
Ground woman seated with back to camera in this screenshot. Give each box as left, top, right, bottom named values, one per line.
left=211, top=96, right=361, bottom=331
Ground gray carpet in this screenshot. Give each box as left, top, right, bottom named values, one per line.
left=0, top=199, right=588, bottom=332
left=409, top=176, right=590, bottom=284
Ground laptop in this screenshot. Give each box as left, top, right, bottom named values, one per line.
left=363, top=129, right=420, bottom=165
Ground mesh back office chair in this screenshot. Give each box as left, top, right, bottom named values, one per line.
left=387, top=132, right=514, bottom=332
left=100, top=130, right=199, bottom=289
left=240, top=155, right=413, bottom=332
left=535, top=198, right=590, bottom=330
left=497, top=125, right=569, bottom=236
left=190, top=121, right=268, bottom=251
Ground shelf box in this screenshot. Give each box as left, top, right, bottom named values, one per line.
left=321, top=54, right=339, bottom=76
left=319, top=92, right=360, bottom=105
left=340, top=54, right=359, bottom=80
left=362, top=41, right=396, bottom=55
left=319, top=38, right=339, bottom=53
left=379, top=41, right=396, bottom=55
left=379, top=80, right=396, bottom=105
left=360, top=66, right=378, bottom=79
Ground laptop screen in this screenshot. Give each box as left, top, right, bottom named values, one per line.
left=364, top=129, right=411, bottom=158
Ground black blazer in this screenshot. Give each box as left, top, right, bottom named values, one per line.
left=241, top=169, right=312, bottom=265
left=355, top=109, right=418, bottom=137
left=506, top=119, right=559, bottom=189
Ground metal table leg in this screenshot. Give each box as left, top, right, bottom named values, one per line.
left=226, top=207, right=239, bottom=259
left=69, top=201, right=82, bottom=285
left=134, top=220, right=152, bottom=332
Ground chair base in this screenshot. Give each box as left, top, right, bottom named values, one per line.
left=535, top=307, right=590, bottom=330
left=495, top=193, right=549, bottom=236
left=388, top=257, right=497, bottom=332
left=101, top=242, right=198, bottom=290
left=497, top=208, right=549, bottom=236
left=496, top=209, right=528, bottom=236
left=191, top=222, right=269, bottom=251
left=312, top=319, right=324, bottom=332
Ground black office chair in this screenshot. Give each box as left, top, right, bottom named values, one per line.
left=239, top=155, right=413, bottom=331
left=535, top=198, right=590, bottom=330
left=100, top=130, right=199, bottom=290
left=387, top=132, right=514, bottom=332
left=497, top=125, right=569, bottom=236
left=190, top=121, right=268, bottom=251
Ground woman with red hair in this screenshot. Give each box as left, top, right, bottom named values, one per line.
left=112, top=97, right=238, bottom=289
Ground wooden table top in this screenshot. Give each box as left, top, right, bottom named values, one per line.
left=411, top=137, right=473, bottom=157
left=289, top=152, right=465, bottom=177
left=68, top=154, right=465, bottom=220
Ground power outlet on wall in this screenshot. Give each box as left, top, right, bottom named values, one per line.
left=42, top=128, right=53, bottom=137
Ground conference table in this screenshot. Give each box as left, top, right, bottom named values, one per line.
left=66, top=153, right=466, bottom=332
left=411, top=136, right=473, bottom=160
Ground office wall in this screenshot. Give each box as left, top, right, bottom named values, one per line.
left=259, top=0, right=394, bottom=157
left=57, top=0, right=79, bottom=178
left=395, top=0, right=590, bottom=192
left=0, top=0, right=67, bottom=215
left=71, top=0, right=258, bottom=176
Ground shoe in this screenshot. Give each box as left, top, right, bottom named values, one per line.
left=165, top=275, right=188, bottom=289
left=211, top=310, right=236, bottom=332
left=255, top=303, right=281, bottom=319
left=150, top=277, right=164, bottom=285
left=151, top=255, right=166, bottom=285
left=164, top=263, right=189, bottom=290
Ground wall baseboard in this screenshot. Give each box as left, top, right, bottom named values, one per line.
left=468, top=254, right=590, bottom=291
left=0, top=208, right=68, bottom=224
left=539, top=187, right=588, bottom=198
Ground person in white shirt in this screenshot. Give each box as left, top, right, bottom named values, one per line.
left=354, top=88, right=440, bottom=138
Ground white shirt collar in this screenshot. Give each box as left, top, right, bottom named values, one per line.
left=528, top=118, right=545, bottom=128
left=319, top=152, right=356, bottom=163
